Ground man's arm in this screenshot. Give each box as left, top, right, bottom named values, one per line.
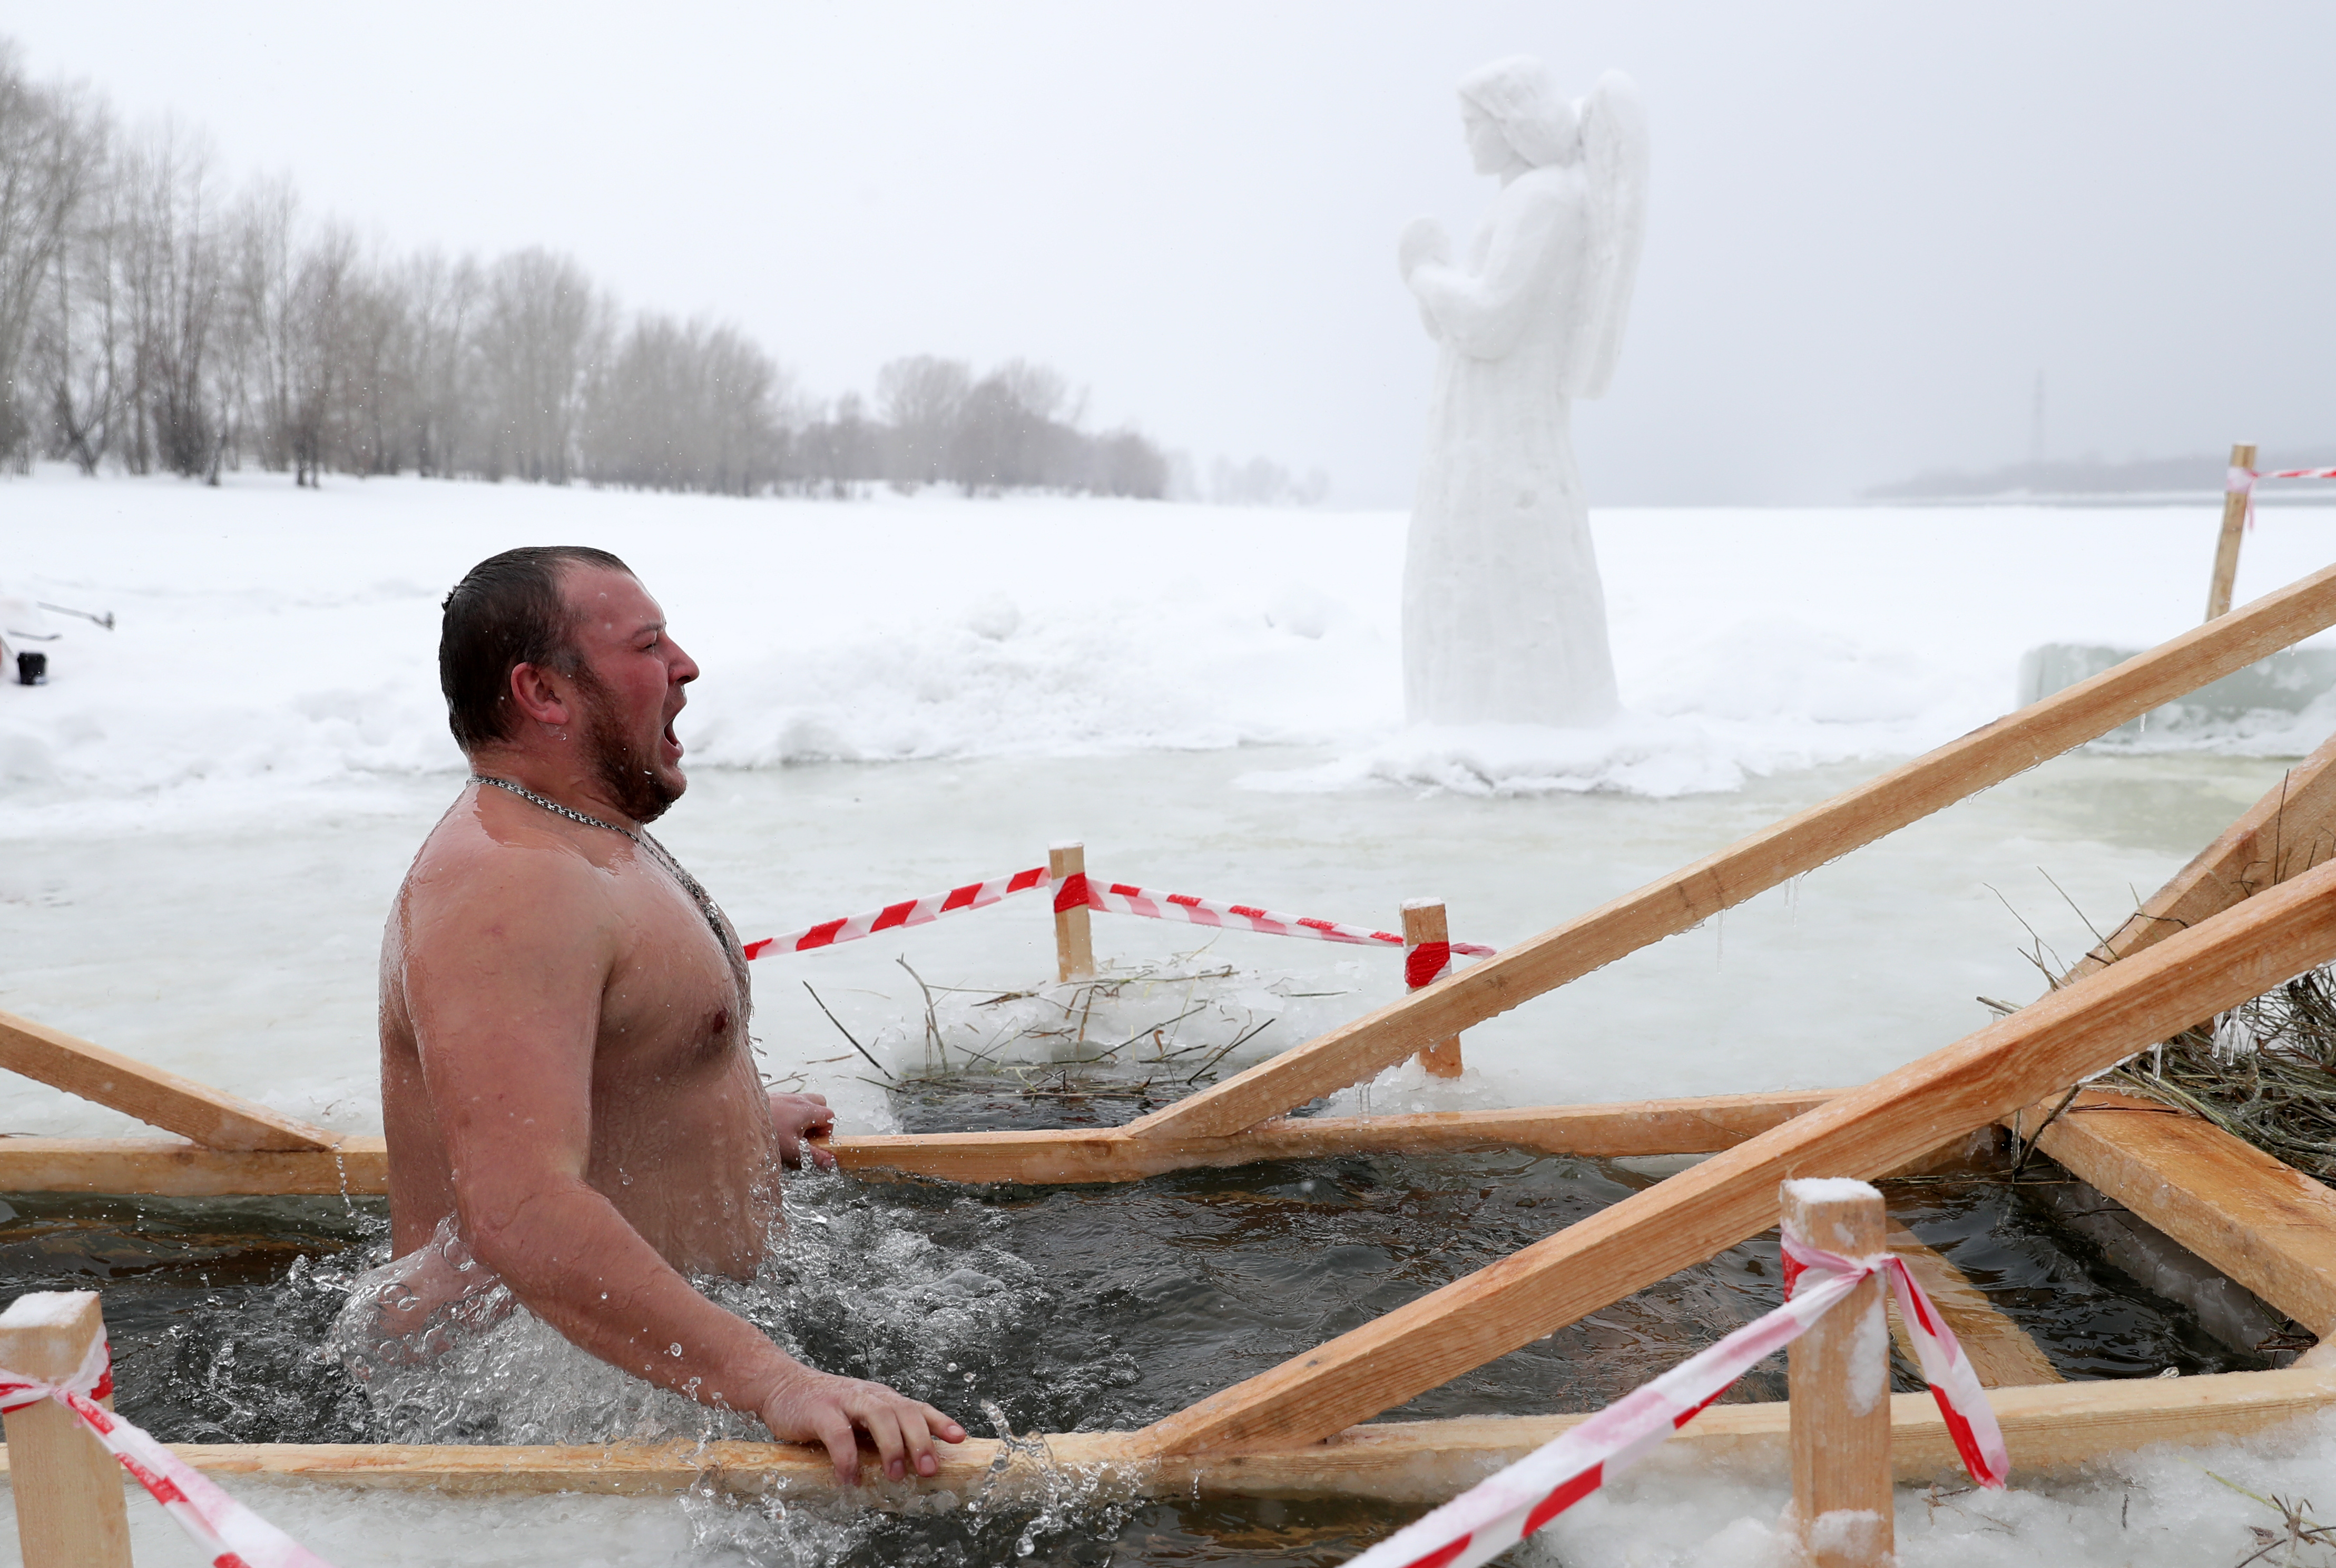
left=403, top=843, right=960, bottom=1481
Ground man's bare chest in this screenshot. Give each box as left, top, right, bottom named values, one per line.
left=595, top=872, right=751, bottom=1078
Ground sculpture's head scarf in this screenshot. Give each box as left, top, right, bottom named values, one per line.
left=1457, top=55, right=1581, bottom=168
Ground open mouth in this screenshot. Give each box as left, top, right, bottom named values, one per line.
left=661, top=718, right=682, bottom=756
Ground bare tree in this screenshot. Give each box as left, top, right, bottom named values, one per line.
left=400, top=248, right=479, bottom=477
left=0, top=44, right=105, bottom=467
left=709, top=322, right=789, bottom=494
left=787, top=389, right=892, bottom=498
left=874, top=355, right=967, bottom=489
left=333, top=252, right=414, bottom=476
left=949, top=359, right=1078, bottom=493
left=225, top=175, right=298, bottom=474
left=27, top=91, right=122, bottom=472
left=281, top=223, right=355, bottom=485
left=581, top=312, right=786, bottom=495
left=1093, top=428, right=1170, bottom=498
left=475, top=247, right=604, bottom=483
left=117, top=123, right=229, bottom=478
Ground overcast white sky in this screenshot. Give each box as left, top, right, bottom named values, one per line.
left=9, top=3, right=2332, bottom=504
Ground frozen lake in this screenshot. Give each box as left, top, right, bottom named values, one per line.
left=4, top=466, right=2335, bottom=1563
left=0, top=743, right=2308, bottom=1141
left=3, top=745, right=2324, bottom=1568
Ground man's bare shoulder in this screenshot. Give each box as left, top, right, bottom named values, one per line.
left=398, top=789, right=627, bottom=947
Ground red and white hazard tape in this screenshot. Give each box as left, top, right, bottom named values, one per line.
left=1404, top=939, right=1464, bottom=987
left=2227, top=465, right=2336, bottom=531
left=740, top=867, right=1048, bottom=958
left=0, top=1332, right=333, bottom=1567
left=2232, top=465, right=2336, bottom=485
left=1053, top=873, right=1496, bottom=965
left=742, top=867, right=1497, bottom=975
left=1341, top=1217, right=2007, bottom=1568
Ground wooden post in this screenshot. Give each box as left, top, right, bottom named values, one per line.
left=1049, top=841, right=1094, bottom=982
left=0, top=1292, right=133, bottom=1568
left=2207, top=441, right=2258, bottom=622
left=1781, top=1180, right=1893, bottom=1568
left=1401, top=899, right=1464, bottom=1077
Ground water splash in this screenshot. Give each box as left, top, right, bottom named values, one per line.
left=320, top=1174, right=1088, bottom=1447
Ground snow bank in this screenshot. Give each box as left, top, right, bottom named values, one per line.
left=1528, top=1410, right=2336, bottom=1566
left=4, top=464, right=2334, bottom=827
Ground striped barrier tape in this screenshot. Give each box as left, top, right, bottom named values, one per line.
left=740, top=867, right=1048, bottom=958
left=1052, top=873, right=1496, bottom=963
left=2227, top=464, right=2336, bottom=531
left=2231, top=465, right=2336, bottom=484
left=742, top=868, right=1498, bottom=971
left=1341, top=1214, right=2006, bottom=1568
left=1405, top=939, right=1461, bottom=987
left=0, top=1330, right=334, bottom=1567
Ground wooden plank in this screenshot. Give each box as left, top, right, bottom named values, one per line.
left=0, top=1095, right=1989, bottom=1197
left=2065, top=725, right=2336, bottom=982
left=0, top=1095, right=1830, bottom=1195
left=1124, top=560, right=2336, bottom=1144
left=0, top=1010, right=337, bottom=1152
left=2025, top=1090, right=2336, bottom=1339
left=2207, top=442, right=2259, bottom=622
left=1885, top=1222, right=2062, bottom=1388
left=1128, top=854, right=2336, bottom=1457
left=16, top=1366, right=2329, bottom=1503
left=0, top=1293, right=131, bottom=1567
left=0, top=1137, right=389, bottom=1197
left=1784, top=1181, right=1891, bottom=1567
left=832, top=1091, right=1834, bottom=1184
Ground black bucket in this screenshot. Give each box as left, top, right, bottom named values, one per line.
left=15, top=650, right=46, bottom=685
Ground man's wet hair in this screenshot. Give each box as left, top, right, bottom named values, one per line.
left=439, top=546, right=633, bottom=750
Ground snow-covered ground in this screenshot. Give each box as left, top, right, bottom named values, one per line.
left=6, top=463, right=2334, bottom=814
left=4, top=463, right=2336, bottom=1565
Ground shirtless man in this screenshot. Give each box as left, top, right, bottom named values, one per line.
left=376, top=545, right=963, bottom=1483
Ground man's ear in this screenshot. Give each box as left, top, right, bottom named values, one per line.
left=507, top=662, right=573, bottom=729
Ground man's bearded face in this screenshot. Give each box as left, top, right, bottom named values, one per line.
left=569, top=661, right=684, bottom=824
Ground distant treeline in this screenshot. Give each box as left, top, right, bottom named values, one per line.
left=0, top=42, right=1170, bottom=499
left=1868, top=450, right=2336, bottom=503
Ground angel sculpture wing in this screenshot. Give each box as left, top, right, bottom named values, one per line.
left=1564, top=70, right=1650, bottom=400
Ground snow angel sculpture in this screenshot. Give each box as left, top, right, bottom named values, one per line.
left=1399, top=59, right=1648, bottom=727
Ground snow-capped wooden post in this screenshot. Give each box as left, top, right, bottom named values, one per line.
left=2207, top=441, right=2259, bottom=622
left=1401, top=899, right=1465, bottom=1077
left=1050, top=840, right=1095, bottom=982
left=0, top=1291, right=133, bottom=1568
left=1782, top=1179, right=1893, bottom=1568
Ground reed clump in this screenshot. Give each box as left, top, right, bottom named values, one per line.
left=2100, top=966, right=2336, bottom=1185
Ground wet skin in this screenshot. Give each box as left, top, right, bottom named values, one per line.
left=379, top=564, right=964, bottom=1482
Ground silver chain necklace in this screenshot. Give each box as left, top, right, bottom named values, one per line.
left=468, top=774, right=742, bottom=974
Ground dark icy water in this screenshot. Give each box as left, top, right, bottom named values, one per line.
left=0, top=1108, right=2290, bottom=1566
